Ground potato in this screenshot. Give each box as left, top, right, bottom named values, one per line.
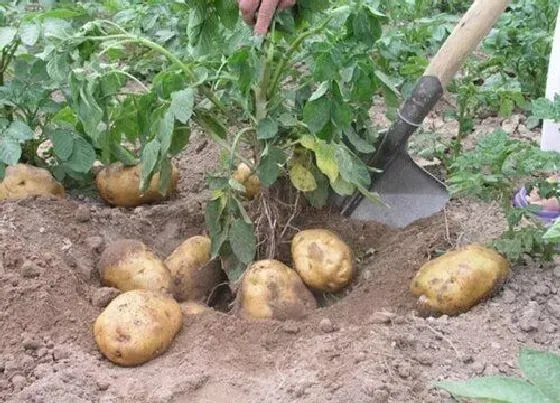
left=0, top=164, right=64, bottom=201
left=180, top=301, right=213, bottom=316
left=164, top=236, right=224, bottom=302
left=291, top=229, right=353, bottom=292
left=410, top=244, right=511, bottom=316
left=94, top=289, right=183, bottom=366
left=96, top=162, right=179, bottom=207
left=232, top=162, right=260, bottom=199
left=235, top=259, right=317, bottom=321
left=98, top=239, right=173, bottom=294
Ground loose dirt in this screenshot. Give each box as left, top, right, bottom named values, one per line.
left=1, top=126, right=559, bottom=403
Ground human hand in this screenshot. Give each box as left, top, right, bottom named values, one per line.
left=238, top=0, right=296, bottom=35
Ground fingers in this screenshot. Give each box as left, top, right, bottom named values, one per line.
left=255, top=0, right=280, bottom=35
left=278, top=0, right=295, bottom=10
left=239, top=0, right=260, bottom=25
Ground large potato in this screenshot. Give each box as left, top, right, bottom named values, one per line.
left=98, top=239, right=172, bottom=294
left=0, top=164, right=64, bottom=201
left=164, top=236, right=224, bottom=302
left=232, top=162, right=260, bottom=200
left=410, top=244, right=511, bottom=316
left=235, top=259, right=317, bottom=321
left=94, top=289, right=183, bottom=366
left=96, top=162, right=179, bottom=207
left=291, top=229, right=353, bottom=292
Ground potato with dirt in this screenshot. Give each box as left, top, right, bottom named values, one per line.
left=94, top=289, right=183, bottom=366
left=0, top=164, right=65, bottom=201
left=96, top=162, right=179, bottom=207
left=291, top=229, right=353, bottom=292
left=410, top=244, right=511, bottom=316
left=98, top=239, right=173, bottom=294
left=235, top=259, right=317, bottom=321
left=164, top=236, right=224, bottom=302
left=180, top=301, right=213, bottom=316
left=232, top=162, right=260, bottom=200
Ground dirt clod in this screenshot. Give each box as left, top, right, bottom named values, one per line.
left=75, top=206, right=91, bottom=222
left=91, top=287, right=121, bottom=308
left=319, top=318, right=336, bottom=333
left=369, top=312, right=394, bottom=324
left=282, top=322, right=301, bottom=334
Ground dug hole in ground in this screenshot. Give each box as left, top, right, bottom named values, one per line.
left=1, top=109, right=559, bottom=403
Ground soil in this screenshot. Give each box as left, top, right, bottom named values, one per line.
left=1, top=117, right=560, bottom=403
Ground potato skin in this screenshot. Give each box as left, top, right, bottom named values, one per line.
left=98, top=239, right=173, bottom=294
left=180, top=301, right=213, bottom=316
left=94, top=289, right=183, bottom=366
left=96, top=163, right=179, bottom=207
left=164, top=236, right=224, bottom=302
left=410, top=244, right=511, bottom=316
left=0, top=164, right=64, bottom=201
left=291, top=229, right=353, bottom=292
left=235, top=259, right=317, bottom=321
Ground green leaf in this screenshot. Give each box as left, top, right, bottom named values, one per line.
left=257, top=117, right=278, bottom=140
left=303, top=97, right=332, bottom=134
left=158, top=158, right=173, bottom=195
left=331, top=176, right=355, bottom=195
left=335, top=146, right=371, bottom=188
left=543, top=219, right=560, bottom=241
left=305, top=166, right=330, bottom=208
left=289, top=163, right=317, bottom=192
left=65, top=137, right=96, bottom=174
left=140, top=139, right=160, bottom=192
left=0, top=138, right=21, bottom=165
left=155, top=108, right=175, bottom=157
left=309, top=81, right=330, bottom=101
left=20, top=22, right=41, bottom=46
left=0, top=27, right=17, bottom=51
left=205, top=198, right=226, bottom=258
left=169, top=126, right=191, bottom=156
left=50, top=129, right=74, bottom=161
left=0, top=163, right=5, bottom=181
left=519, top=348, right=560, bottom=401
left=314, top=143, right=339, bottom=183
left=332, top=101, right=352, bottom=130
left=6, top=121, right=34, bottom=141
left=257, top=154, right=280, bottom=186
left=344, top=127, right=375, bottom=154
left=170, top=88, right=195, bottom=124
left=434, top=377, right=548, bottom=403
left=229, top=219, right=256, bottom=264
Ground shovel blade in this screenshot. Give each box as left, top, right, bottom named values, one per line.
left=349, top=153, right=450, bottom=228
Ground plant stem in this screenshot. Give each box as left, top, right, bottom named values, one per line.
left=267, top=16, right=332, bottom=99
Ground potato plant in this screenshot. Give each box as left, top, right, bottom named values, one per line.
left=32, top=0, right=399, bottom=283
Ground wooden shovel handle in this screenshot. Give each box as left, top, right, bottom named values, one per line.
left=424, top=0, right=511, bottom=86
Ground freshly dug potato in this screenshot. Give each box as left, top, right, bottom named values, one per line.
left=232, top=162, right=260, bottom=199
left=235, top=259, right=317, bottom=321
left=180, top=301, right=213, bottom=316
left=98, top=239, right=172, bottom=294
left=96, top=162, right=179, bottom=207
left=94, top=289, right=183, bottom=366
left=410, top=244, right=511, bottom=316
left=291, top=229, right=353, bottom=293
left=164, top=236, right=224, bottom=302
left=0, top=164, right=64, bottom=201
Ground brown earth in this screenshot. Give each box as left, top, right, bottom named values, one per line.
left=1, top=124, right=560, bottom=403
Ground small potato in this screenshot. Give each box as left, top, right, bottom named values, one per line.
left=98, top=239, right=172, bottom=294
left=94, top=289, right=183, bottom=366
left=232, top=162, right=260, bottom=199
left=96, top=162, right=179, bottom=207
left=410, top=244, right=511, bottom=316
left=0, top=164, right=64, bottom=201
left=164, top=236, right=224, bottom=302
left=180, top=301, right=213, bottom=316
left=235, top=259, right=317, bottom=321
left=291, top=229, right=353, bottom=293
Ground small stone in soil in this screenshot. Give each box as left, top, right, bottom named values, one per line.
left=519, top=301, right=540, bottom=332
left=546, top=296, right=560, bottom=320
left=553, top=267, right=560, bottom=278
left=53, top=347, right=70, bottom=361
left=396, top=363, right=412, bottom=379
left=21, top=260, right=42, bottom=278
left=319, top=318, right=337, bottom=333
left=97, top=380, right=110, bottom=391
left=472, top=362, right=486, bottom=375
left=282, top=322, right=300, bottom=334
left=91, top=287, right=121, bottom=308
left=74, top=206, right=91, bottom=222
left=415, top=352, right=434, bottom=366
left=22, top=336, right=42, bottom=351
left=369, top=312, right=394, bottom=325
left=11, top=375, right=26, bottom=392
left=544, top=323, right=557, bottom=334
left=85, top=236, right=105, bottom=254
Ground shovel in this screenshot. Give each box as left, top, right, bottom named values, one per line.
left=334, top=0, right=512, bottom=228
